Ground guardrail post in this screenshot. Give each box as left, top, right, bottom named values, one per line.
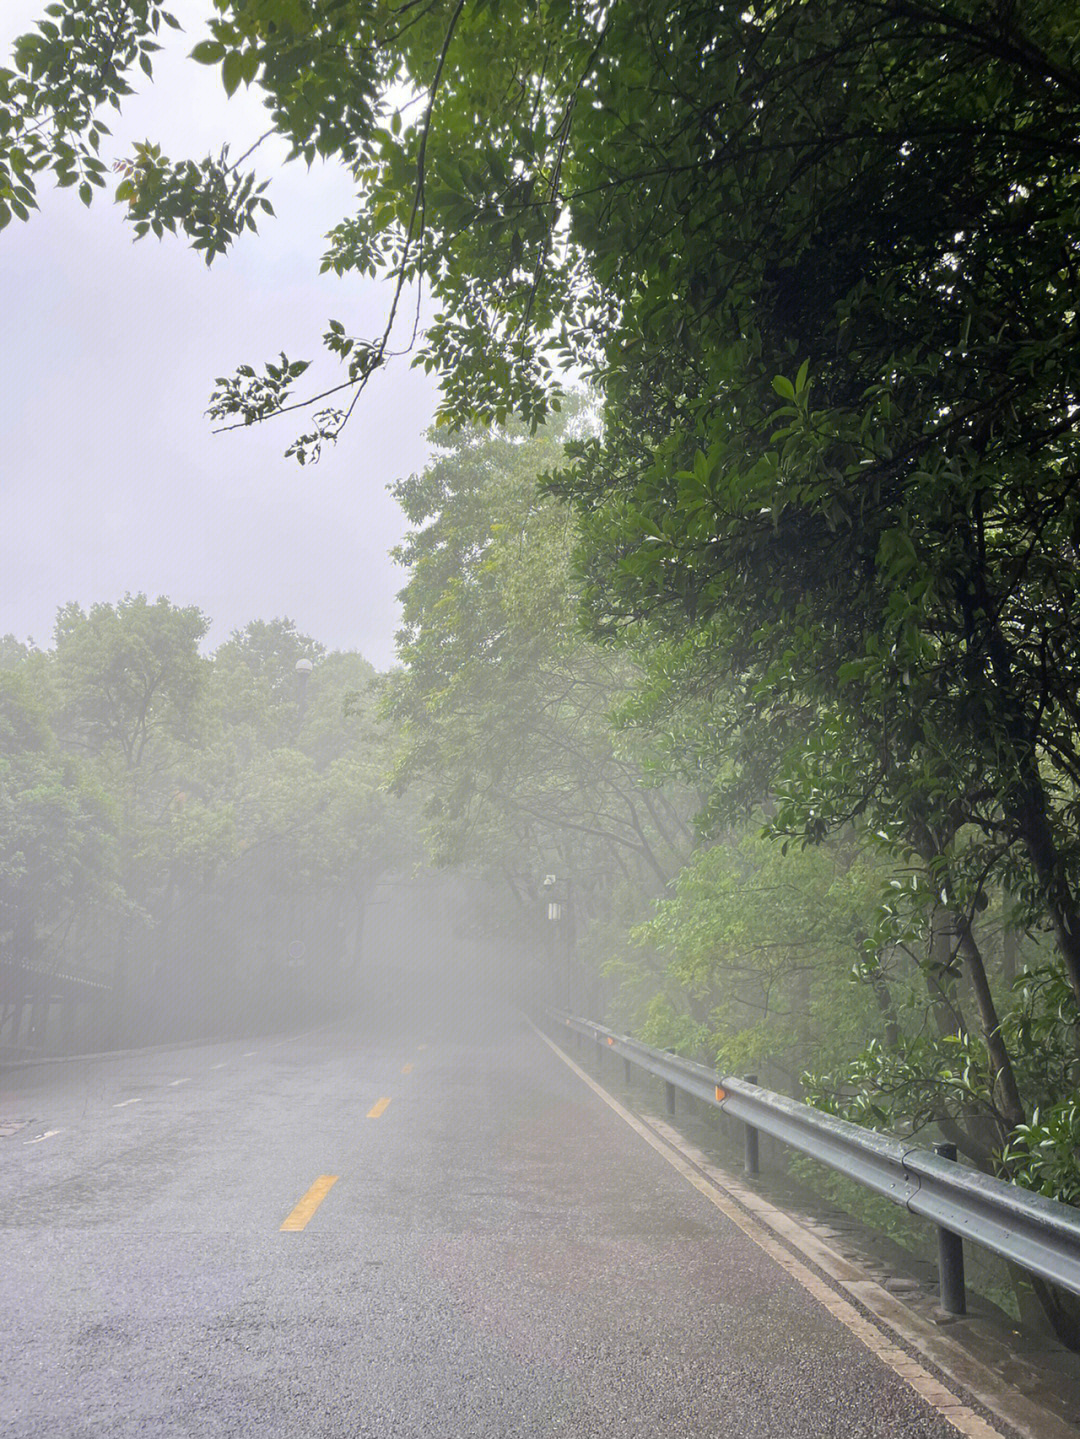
left=594, top=1033, right=603, bottom=1072
left=624, top=1056, right=633, bottom=1085
left=664, top=1048, right=677, bottom=1115
left=744, top=1075, right=760, bottom=1176
left=933, top=1142, right=967, bottom=1315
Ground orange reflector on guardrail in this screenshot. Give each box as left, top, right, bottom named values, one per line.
left=715, top=1086, right=726, bottom=1102
left=607, top=1037, right=615, bottom=1045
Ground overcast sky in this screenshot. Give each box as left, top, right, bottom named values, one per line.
left=1, top=1, right=439, bottom=670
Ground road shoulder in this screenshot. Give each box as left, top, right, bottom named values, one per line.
left=535, top=1022, right=1080, bottom=1439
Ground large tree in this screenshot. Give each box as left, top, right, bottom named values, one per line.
left=387, top=412, right=698, bottom=1008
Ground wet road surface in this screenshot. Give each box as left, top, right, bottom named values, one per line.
left=1, top=1003, right=974, bottom=1437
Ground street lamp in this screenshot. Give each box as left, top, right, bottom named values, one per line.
left=543, top=874, right=573, bottom=1011
left=295, top=657, right=314, bottom=719
left=543, top=873, right=562, bottom=921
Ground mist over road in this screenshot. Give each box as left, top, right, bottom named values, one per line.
left=2, top=999, right=966, bottom=1438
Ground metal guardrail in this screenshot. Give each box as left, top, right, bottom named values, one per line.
left=0, top=957, right=111, bottom=994
left=552, top=1011, right=1080, bottom=1314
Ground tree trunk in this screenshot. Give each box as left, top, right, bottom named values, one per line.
left=869, top=964, right=900, bottom=1050
left=1010, top=763, right=1080, bottom=1012
left=924, top=902, right=969, bottom=1040
left=954, top=916, right=1027, bottom=1133
left=1001, top=904, right=1018, bottom=988
left=979, top=618, right=1080, bottom=1012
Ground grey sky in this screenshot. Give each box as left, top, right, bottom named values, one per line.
left=1, top=1, right=438, bottom=671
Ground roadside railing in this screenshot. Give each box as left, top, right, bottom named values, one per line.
left=549, top=1010, right=1080, bottom=1315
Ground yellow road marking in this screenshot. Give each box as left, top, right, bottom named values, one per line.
left=532, top=1023, right=1005, bottom=1439
left=24, top=1129, right=62, bottom=1144
left=367, top=1097, right=391, bottom=1118
left=280, top=1175, right=339, bottom=1231
left=401, top=1063, right=413, bottom=1075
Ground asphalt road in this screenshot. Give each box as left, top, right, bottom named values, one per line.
left=1, top=998, right=973, bottom=1438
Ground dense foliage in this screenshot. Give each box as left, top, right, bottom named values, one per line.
left=386, top=410, right=698, bottom=1014
left=0, top=600, right=405, bottom=1050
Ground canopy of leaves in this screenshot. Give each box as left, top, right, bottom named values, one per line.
left=0, top=601, right=408, bottom=1050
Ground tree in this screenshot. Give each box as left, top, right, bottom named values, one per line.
left=386, top=411, right=698, bottom=1006
left=0, top=669, right=114, bottom=975
left=628, top=830, right=885, bottom=1091
left=52, top=594, right=207, bottom=768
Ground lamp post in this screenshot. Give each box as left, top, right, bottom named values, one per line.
left=295, top=657, right=314, bottom=719
left=543, top=874, right=573, bottom=1011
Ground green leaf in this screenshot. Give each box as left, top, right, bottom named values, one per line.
left=190, top=40, right=225, bottom=64
left=772, top=375, right=796, bottom=401
left=222, top=50, right=243, bottom=96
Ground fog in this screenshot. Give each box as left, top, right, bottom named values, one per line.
left=0, top=609, right=564, bottom=1058
left=4, top=3, right=1080, bottom=1431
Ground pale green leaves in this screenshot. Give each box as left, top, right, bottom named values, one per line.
left=771, top=359, right=810, bottom=402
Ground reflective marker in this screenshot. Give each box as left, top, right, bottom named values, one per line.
left=401, top=1063, right=413, bottom=1075
left=367, top=1097, right=391, bottom=1119
left=280, top=1175, right=339, bottom=1231
left=715, top=1086, right=726, bottom=1103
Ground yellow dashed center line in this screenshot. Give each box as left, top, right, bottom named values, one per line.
left=367, top=1097, right=391, bottom=1119
left=280, top=1175, right=339, bottom=1231
left=24, top=1129, right=62, bottom=1145
left=401, top=1063, right=413, bottom=1075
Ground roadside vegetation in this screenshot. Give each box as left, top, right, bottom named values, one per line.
left=1, top=603, right=408, bottom=1049
left=386, top=411, right=1080, bottom=1343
